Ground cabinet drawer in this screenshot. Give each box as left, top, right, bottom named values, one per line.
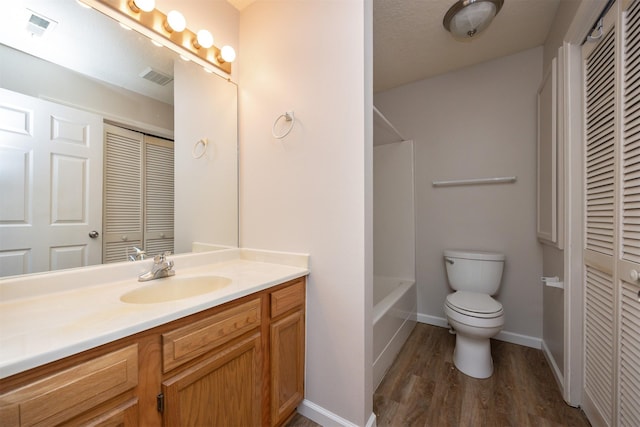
left=162, top=298, right=261, bottom=372
left=271, top=279, right=305, bottom=318
left=0, top=344, right=138, bottom=427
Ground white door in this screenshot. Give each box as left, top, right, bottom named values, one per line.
left=143, top=134, right=174, bottom=257
left=582, top=1, right=640, bottom=425
left=102, top=124, right=174, bottom=263
left=617, top=0, right=640, bottom=422
left=0, top=88, right=103, bottom=277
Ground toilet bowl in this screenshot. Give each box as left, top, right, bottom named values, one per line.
left=443, top=250, right=505, bottom=379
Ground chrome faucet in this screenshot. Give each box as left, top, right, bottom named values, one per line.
left=128, top=247, right=146, bottom=261
left=138, top=252, right=175, bottom=282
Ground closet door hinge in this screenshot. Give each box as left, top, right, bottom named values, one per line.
left=157, top=393, right=164, bottom=413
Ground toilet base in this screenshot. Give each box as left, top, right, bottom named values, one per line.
left=453, top=333, right=493, bottom=379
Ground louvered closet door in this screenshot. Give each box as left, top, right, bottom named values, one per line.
left=582, top=1, right=640, bottom=426
left=103, top=124, right=143, bottom=263
left=619, top=0, right=640, bottom=424
left=144, top=135, right=174, bottom=257
left=582, top=7, right=617, bottom=426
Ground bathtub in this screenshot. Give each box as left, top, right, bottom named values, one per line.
left=373, top=276, right=417, bottom=388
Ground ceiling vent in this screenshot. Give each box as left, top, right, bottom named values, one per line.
left=139, top=67, right=174, bottom=86
left=26, top=9, right=57, bottom=37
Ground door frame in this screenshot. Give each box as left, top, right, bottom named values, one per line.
left=561, top=0, right=609, bottom=407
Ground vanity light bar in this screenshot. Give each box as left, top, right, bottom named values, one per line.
left=79, top=0, right=232, bottom=75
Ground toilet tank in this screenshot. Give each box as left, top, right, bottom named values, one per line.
left=444, top=250, right=505, bottom=295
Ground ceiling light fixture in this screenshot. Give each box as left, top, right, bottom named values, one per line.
left=79, top=0, right=234, bottom=74
left=443, top=0, right=503, bottom=39
left=128, top=0, right=155, bottom=13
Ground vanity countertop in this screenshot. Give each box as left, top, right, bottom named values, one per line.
left=0, top=248, right=309, bottom=379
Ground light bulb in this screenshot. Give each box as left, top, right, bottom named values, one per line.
left=219, top=45, right=236, bottom=63
left=129, top=0, right=155, bottom=13
left=194, top=29, right=214, bottom=49
left=165, top=10, right=186, bottom=33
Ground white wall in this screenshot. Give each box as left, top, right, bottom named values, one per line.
left=173, top=60, right=238, bottom=253
left=375, top=47, right=544, bottom=342
left=374, top=141, right=415, bottom=280
left=170, top=0, right=239, bottom=252
left=238, top=1, right=373, bottom=425
left=0, top=44, right=173, bottom=135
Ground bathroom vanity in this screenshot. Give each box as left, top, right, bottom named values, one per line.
left=0, top=249, right=308, bottom=426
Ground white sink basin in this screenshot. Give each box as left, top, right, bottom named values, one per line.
left=120, top=275, right=232, bottom=304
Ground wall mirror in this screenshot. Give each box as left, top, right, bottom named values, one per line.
left=0, top=0, right=238, bottom=278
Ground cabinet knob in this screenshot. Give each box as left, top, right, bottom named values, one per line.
left=122, top=235, right=128, bottom=242
left=631, top=270, right=639, bottom=282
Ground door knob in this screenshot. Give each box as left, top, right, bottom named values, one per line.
left=89, top=231, right=99, bottom=238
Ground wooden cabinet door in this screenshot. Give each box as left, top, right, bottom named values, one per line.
left=0, top=345, right=138, bottom=427
left=161, top=332, right=262, bottom=427
left=270, top=310, right=304, bottom=427
left=72, top=398, right=138, bottom=427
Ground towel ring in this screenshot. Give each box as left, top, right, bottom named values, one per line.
left=272, top=111, right=295, bottom=139
left=192, top=138, right=208, bottom=159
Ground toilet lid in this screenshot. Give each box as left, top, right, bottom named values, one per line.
left=446, top=291, right=503, bottom=316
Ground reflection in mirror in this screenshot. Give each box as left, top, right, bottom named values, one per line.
left=0, top=0, right=238, bottom=278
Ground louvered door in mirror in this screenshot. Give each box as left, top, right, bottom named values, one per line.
left=103, top=124, right=174, bottom=264
left=144, top=135, right=174, bottom=257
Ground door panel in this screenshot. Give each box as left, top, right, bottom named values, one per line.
left=0, top=88, right=102, bottom=276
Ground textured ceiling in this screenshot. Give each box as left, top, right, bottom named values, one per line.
left=2, top=1, right=560, bottom=104
left=373, top=0, right=561, bottom=92
left=229, top=0, right=561, bottom=93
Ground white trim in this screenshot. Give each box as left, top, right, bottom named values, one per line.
left=563, top=0, right=609, bottom=44
left=40, top=96, right=174, bottom=140
left=562, top=41, right=585, bottom=407
left=366, top=412, right=377, bottom=427
left=417, top=313, right=449, bottom=328
left=542, top=339, right=566, bottom=399
left=297, top=400, right=376, bottom=427
left=417, top=314, right=542, bottom=349
left=494, top=330, right=542, bottom=349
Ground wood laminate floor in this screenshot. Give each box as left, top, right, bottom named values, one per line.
left=286, top=323, right=590, bottom=427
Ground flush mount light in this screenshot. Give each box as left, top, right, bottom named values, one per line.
left=164, top=10, right=186, bottom=33
left=443, top=0, right=503, bottom=39
left=193, top=29, right=214, bottom=49
left=128, top=0, right=155, bottom=13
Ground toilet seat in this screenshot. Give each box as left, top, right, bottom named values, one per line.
left=445, top=291, right=503, bottom=319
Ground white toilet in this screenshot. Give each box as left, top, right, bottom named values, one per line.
left=443, top=249, right=505, bottom=379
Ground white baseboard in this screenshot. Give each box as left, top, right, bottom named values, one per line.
left=417, top=313, right=542, bottom=349
left=542, top=339, right=564, bottom=394
left=298, top=399, right=376, bottom=427
left=417, top=313, right=449, bottom=328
